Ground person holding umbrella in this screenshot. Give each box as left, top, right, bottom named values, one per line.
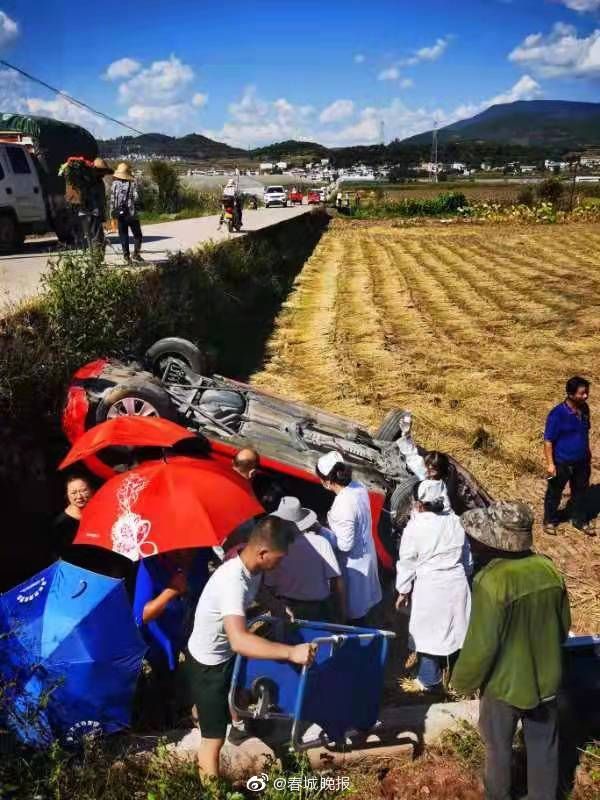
left=186, top=515, right=316, bottom=779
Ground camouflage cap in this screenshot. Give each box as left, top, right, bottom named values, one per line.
left=461, top=501, right=534, bottom=553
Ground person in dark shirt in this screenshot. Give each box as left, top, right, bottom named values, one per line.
left=543, top=376, right=594, bottom=536
left=51, top=473, right=95, bottom=557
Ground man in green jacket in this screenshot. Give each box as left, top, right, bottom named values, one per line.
left=451, top=501, right=571, bottom=800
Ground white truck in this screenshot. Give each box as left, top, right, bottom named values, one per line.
left=0, top=113, right=98, bottom=252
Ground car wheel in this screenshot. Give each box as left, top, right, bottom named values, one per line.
left=375, top=409, right=409, bottom=441
left=144, top=337, right=207, bottom=377
left=95, top=381, right=175, bottom=423
left=390, top=473, right=420, bottom=529
left=0, top=214, right=24, bottom=253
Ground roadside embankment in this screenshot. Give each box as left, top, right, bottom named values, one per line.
left=0, top=208, right=329, bottom=591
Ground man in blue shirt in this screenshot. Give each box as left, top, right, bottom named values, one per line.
left=543, top=376, right=594, bottom=536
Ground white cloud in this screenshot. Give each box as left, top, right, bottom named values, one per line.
left=509, top=22, right=600, bottom=77
left=125, top=103, right=192, bottom=129
left=354, top=53, right=366, bottom=63
left=0, top=11, right=18, bottom=48
left=319, top=99, right=355, bottom=123
left=104, top=57, right=141, bottom=81
left=378, top=66, right=400, bottom=81
left=192, top=92, right=208, bottom=108
left=118, top=55, right=194, bottom=104
left=558, top=0, right=600, bottom=11
left=399, top=78, right=414, bottom=88
left=321, top=74, right=541, bottom=147
left=403, top=36, right=451, bottom=66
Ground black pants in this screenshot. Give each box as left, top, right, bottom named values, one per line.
left=117, top=214, right=142, bottom=259
left=543, top=458, right=590, bottom=526
left=479, top=694, right=559, bottom=800
left=79, top=213, right=105, bottom=253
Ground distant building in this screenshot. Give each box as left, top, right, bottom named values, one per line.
left=450, top=162, right=467, bottom=172
left=259, top=163, right=274, bottom=173
left=321, top=158, right=330, bottom=165
left=276, top=161, right=288, bottom=171
left=579, top=149, right=600, bottom=168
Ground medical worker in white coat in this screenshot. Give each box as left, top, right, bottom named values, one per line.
left=396, top=480, right=472, bottom=691
left=316, top=451, right=382, bottom=626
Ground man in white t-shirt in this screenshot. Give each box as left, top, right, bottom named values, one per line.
left=186, top=515, right=315, bottom=778
left=264, top=496, right=345, bottom=622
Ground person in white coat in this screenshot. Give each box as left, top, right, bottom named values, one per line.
left=395, top=480, right=472, bottom=691
left=316, top=451, right=382, bottom=626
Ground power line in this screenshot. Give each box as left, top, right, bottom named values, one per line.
left=0, top=59, right=145, bottom=136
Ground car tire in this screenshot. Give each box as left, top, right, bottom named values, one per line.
left=0, top=213, right=24, bottom=253
left=390, top=473, right=420, bottom=527
left=375, top=409, right=407, bottom=441
left=144, top=337, right=207, bottom=376
left=95, top=380, right=176, bottom=423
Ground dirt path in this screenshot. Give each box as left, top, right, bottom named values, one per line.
left=252, top=220, right=600, bottom=632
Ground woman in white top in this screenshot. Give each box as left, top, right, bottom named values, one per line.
left=316, top=451, right=382, bottom=626
left=396, top=480, right=472, bottom=691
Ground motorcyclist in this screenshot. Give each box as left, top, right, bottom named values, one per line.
left=220, top=179, right=242, bottom=229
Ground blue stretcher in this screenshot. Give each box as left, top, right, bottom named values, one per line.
left=228, top=617, right=395, bottom=750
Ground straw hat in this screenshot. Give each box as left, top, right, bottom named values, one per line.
left=93, top=157, right=112, bottom=173
left=271, top=496, right=317, bottom=532
left=113, top=162, right=135, bottom=181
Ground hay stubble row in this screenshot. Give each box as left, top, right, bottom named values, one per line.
left=253, top=221, right=600, bottom=631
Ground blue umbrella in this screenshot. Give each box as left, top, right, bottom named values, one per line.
left=0, top=561, right=146, bottom=747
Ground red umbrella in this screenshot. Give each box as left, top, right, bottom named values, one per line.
left=75, top=456, right=263, bottom=561
left=59, top=418, right=196, bottom=470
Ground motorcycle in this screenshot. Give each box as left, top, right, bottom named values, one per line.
left=221, top=196, right=242, bottom=233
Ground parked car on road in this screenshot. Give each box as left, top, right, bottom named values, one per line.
left=287, top=188, right=303, bottom=206
left=307, top=189, right=321, bottom=205
left=62, top=338, right=492, bottom=571
left=263, top=185, right=287, bottom=208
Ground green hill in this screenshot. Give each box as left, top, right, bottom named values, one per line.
left=402, top=100, right=600, bottom=151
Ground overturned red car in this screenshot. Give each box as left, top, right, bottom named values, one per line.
left=62, top=338, right=492, bottom=570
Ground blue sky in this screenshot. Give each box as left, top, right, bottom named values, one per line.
left=1, top=0, right=600, bottom=147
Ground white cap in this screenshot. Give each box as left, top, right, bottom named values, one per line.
left=317, top=450, right=344, bottom=478
left=417, top=479, right=445, bottom=505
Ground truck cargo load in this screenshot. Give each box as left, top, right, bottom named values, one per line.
left=0, top=113, right=98, bottom=194
left=0, top=114, right=98, bottom=244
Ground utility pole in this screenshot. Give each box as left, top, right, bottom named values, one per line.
left=430, top=122, right=438, bottom=184
left=379, top=120, right=385, bottom=146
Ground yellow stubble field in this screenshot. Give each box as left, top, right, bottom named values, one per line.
left=252, top=219, right=600, bottom=632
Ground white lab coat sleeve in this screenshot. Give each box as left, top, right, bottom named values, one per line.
left=329, top=499, right=356, bottom=553
left=395, top=523, right=420, bottom=595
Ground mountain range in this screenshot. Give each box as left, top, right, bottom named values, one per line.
left=98, top=100, right=600, bottom=163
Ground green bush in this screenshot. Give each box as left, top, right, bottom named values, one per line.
left=41, top=251, right=141, bottom=363
left=537, top=178, right=564, bottom=206
left=516, top=186, right=535, bottom=207
left=149, top=161, right=181, bottom=214
left=357, top=191, right=467, bottom=219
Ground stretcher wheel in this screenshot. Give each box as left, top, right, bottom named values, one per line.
left=250, top=676, right=279, bottom=715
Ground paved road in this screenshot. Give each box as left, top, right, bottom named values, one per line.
left=0, top=205, right=310, bottom=309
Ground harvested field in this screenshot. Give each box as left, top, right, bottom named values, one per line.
left=252, top=219, right=600, bottom=632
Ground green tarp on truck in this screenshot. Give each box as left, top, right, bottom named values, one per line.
left=0, top=113, right=98, bottom=193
